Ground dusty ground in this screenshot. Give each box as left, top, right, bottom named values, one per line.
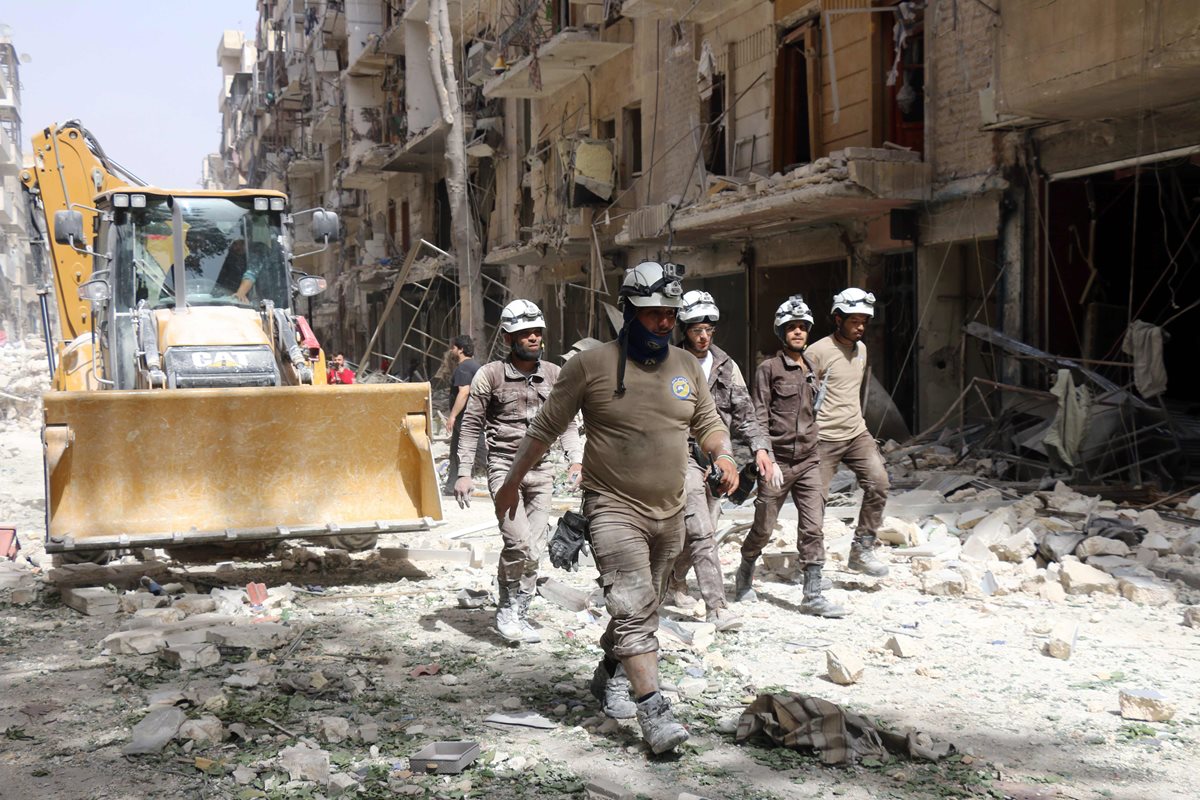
left=1, top=424, right=1198, bottom=800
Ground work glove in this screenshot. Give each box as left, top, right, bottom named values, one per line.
left=548, top=511, right=590, bottom=571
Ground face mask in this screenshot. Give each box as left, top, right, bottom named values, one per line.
left=623, top=316, right=672, bottom=366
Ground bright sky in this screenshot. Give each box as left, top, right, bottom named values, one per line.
left=4, top=1, right=257, bottom=189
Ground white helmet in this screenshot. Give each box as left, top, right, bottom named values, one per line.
left=619, top=261, right=685, bottom=308
left=774, top=295, right=814, bottom=338
left=499, top=299, right=546, bottom=333
left=678, top=290, right=719, bottom=326
left=831, top=288, right=876, bottom=318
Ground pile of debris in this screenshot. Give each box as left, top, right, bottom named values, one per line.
left=0, top=337, right=49, bottom=432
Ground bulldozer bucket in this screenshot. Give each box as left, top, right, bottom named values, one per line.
left=42, top=383, right=444, bottom=552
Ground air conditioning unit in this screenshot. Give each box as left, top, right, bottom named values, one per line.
left=466, top=41, right=493, bottom=87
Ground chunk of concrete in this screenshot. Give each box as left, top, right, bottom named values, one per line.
left=877, top=517, right=923, bottom=547
left=1140, top=532, right=1172, bottom=553
left=160, top=642, right=221, bottom=670
left=61, top=586, right=119, bottom=616
left=328, top=773, right=359, bottom=797
left=1119, top=689, right=1175, bottom=722
left=123, top=707, right=187, bottom=755
left=1043, top=622, right=1076, bottom=659
left=119, top=591, right=169, bottom=613
left=921, top=569, right=966, bottom=596
left=959, top=533, right=998, bottom=563
left=232, top=766, right=257, bottom=785
left=1039, top=532, right=1084, bottom=563
left=177, top=714, right=225, bottom=745
left=318, top=716, right=352, bottom=744
left=204, top=623, right=292, bottom=649
left=101, top=628, right=165, bottom=656
left=884, top=634, right=923, bottom=658
left=172, top=595, right=218, bottom=615
left=279, top=743, right=331, bottom=784
left=585, top=777, right=635, bottom=800
left=1076, top=537, right=1130, bottom=559
left=826, top=646, right=865, bottom=685
left=1118, top=576, right=1175, bottom=606
left=994, top=527, right=1037, bottom=563
left=1059, top=561, right=1118, bottom=595
left=1182, top=606, right=1200, bottom=628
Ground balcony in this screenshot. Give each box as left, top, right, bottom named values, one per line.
left=345, top=37, right=391, bottom=77
left=286, top=150, right=324, bottom=180
left=382, top=119, right=448, bottom=172
left=341, top=144, right=397, bottom=189
left=483, top=29, right=631, bottom=99
left=619, top=0, right=743, bottom=24
left=377, top=21, right=406, bottom=55
left=996, top=0, right=1200, bottom=120
left=617, top=149, right=931, bottom=246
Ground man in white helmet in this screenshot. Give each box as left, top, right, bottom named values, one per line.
left=495, top=261, right=736, bottom=755
left=454, top=300, right=583, bottom=643
left=805, top=288, right=890, bottom=577
left=734, top=295, right=847, bottom=617
left=668, top=290, right=774, bottom=631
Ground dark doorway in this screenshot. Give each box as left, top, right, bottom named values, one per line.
left=882, top=252, right=917, bottom=429
left=773, top=23, right=819, bottom=172
left=752, top=260, right=845, bottom=373
left=433, top=179, right=452, bottom=251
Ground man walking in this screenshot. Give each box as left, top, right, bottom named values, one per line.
left=735, top=295, right=846, bottom=617
left=453, top=300, right=582, bottom=644
left=495, top=262, right=736, bottom=755
left=805, top=288, right=889, bottom=578
left=443, top=335, right=484, bottom=495
left=668, top=291, right=774, bottom=632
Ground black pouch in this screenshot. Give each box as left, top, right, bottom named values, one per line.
left=549, top=510, right=591, bottom=571
left=727, top=461, right=760, bottom=506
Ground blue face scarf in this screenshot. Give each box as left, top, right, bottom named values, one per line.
left=621, top=313, right=672, bottom=366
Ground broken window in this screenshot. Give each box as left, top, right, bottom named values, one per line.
left=559, top=138, right=615, bottom=207
left=773, top=22, right=821, bottom=173
left=883, top=6, right=924, bottom=154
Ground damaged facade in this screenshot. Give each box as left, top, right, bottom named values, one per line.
left=0, top=28, right=32, bottom=341
left=208, top=0, right=1200, bottom=486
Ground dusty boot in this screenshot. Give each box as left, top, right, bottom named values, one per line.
left=706, top=606, right=744, bottom=632
left=733, top=558, right=757, bottom=602
left=668, top=575, right=695, bottom=610
left=589, top=660, right=636, bottom=719
left=787, top=567, right=832, bottom=591
left=636, top=692, right=689, bottom=754
left=848, top=538, right=890, bottom=577
left=513, top=591, right=542, bottom=644
left=495, top=594, right=525, bottom=643
left=799, top=565, right=848, bottom=618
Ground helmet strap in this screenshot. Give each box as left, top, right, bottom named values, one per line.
left=615, top=325, right=629, bottom=397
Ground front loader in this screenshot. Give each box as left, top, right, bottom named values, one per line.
left=22, top=121, right=442, bottom=561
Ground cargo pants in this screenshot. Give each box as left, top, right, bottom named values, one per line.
left=583, top=490, right=684, bottom=659
left=818, top=430, right=889, bottom=542
left=487, top=460, right=554, bottom=595
left=671, top=457, right=728, bottom=610
left=740, top=454, right=825, bottom=567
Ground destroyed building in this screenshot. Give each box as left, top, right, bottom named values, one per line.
left=207, top=0, right=1200, bottom=485
left=0, top=26, right=33, bottom=341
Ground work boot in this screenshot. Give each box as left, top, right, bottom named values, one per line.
left=589, top=660, right=636, bottom=719
left=636, top=692, right=689, bottom=754
left=786, top=567, right=832, bottom=591
left=733, top=558, right=757, bottom=603
left=668, top=576, right=695, bottom=610
left=495, top=597, right=524, bottom=643
left=847, top=539, right=890, bottom=577
left=799, top=565, right=848, bottom=618
left=706, top=606, right=744, bottom=632
left=514, top=591, right=541, bottom=644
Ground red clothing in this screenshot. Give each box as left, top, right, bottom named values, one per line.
left=327, top=367, right=354, bottom=385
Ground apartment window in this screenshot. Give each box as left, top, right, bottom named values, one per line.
left=773, top=22, right=820, bottom=172
left=597, top=117, right=616, bottom=142
left=621, top=105, right=643, bottom=188
left=884, top=15, right=925, bottom=154
left=703, top=74, right=727, bottom=176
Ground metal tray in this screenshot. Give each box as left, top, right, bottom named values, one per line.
left=409, top=740, right=480, bottom=774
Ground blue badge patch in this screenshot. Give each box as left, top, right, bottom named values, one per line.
left=670, top=376, right=693, bottom=400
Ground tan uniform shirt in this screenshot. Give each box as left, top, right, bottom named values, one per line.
left=526, top=340, right=728, bottom=519
left=806, top=335, right=868, bottom=442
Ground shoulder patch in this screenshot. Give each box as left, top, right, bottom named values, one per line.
left=670, top=375, right=693, bottom=400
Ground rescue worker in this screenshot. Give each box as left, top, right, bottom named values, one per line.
left=454, top=300, right=582, bottom=644
left=805, top=288, right=890, bottom=577
left=668, top=291, right=775, bottom=631
left=735, top=295, right=846, bottom=617
left=494, top=262, right=736, bottom=755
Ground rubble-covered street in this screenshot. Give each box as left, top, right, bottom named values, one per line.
left=3, top=333, right=1199, bottom=800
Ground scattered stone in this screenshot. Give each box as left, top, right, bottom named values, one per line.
left=994, top=528, right=1037, bottom=562
left=1141, top=532, right=1172, bottom=553
left=955, top=509, right=989, bottom=530
left=318, top=716, right=352, bottom=744
left=959, top=534, right=998, bottom=563
left=500, top=696, right=523, bottom=711
left=357, top=722, right=379, bottom=743
left=884, top=635, right=923, bottom=658
left=1043, top=622, right=1077, bottom=660
left=1119, top=689, right=1175, bottom=722
left=61, top=586, right=119, bottom=616
left=223, top=672, right=261, bottom=689
left=1059, top=561, right=1118, bottom=595
left=177, top=714, right=224, bottom=745
left=119, top=591, right=169, bottom=613
left=921, top=569, right=966, bottom=596
left=328, top=773, right=359, bottom=797
left=678, top=676, right=709, bottom=696
left=537, top=578, right=591, bottom=612
left=279, top=744, right=332, bottom=784
left=159, top=642, right=222, bottom=670
left=1039, top=532, right=1084, bottom=563
left=441, top=673, right=459, bottom=686
left=232, top=766, right=257, bottom=785
left=1076, top=537, right=1130, bottom=559
left=123, top=707, right=187, bottom=755
left=585, top=777, right=635, bottom=800
left=826, top=646, right=865, bottom=685
left=48, top=560, right=169, bottom=589
left=1118, top=576, right=1175, bottom=606
left=877, top=517, right=923, bottom=547
left=101, top=628, right=165, bottom=655
left=172, top=595, right=218, bottom=615
left=204, top=623, right=293, bottom=649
